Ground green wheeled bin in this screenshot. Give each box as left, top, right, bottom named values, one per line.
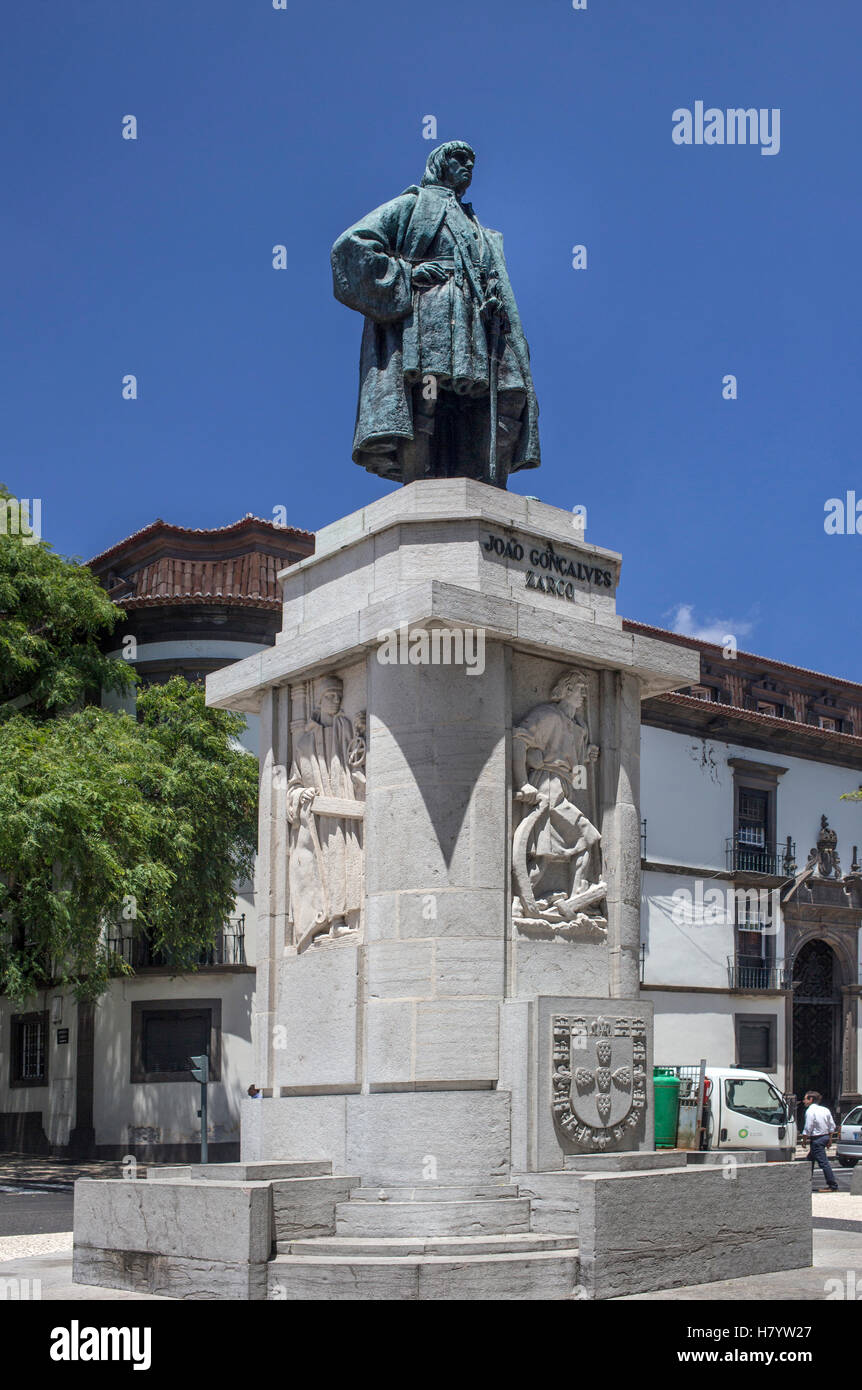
left=653, top=1067, right=681, bottom=1148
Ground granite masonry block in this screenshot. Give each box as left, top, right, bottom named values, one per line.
left=367, top=940, right=434, bottom=999
left=345, top=1091, right=510, bottom=1184
left=365, top=998, right=415, bottom=1083
left=274, top=945, right=359, bottom=1088
left=74, top=1178, right=272, bottom=1265
left=413, top=999, right=499, bottom=1082
left=577, top=1161, right=812, bottom=1299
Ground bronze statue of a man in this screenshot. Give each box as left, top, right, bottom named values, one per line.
left=331, top=141, right=540, bottom=488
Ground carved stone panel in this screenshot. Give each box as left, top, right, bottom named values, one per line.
left=552, top=1013, right=648, bottom=1150
left=285, top=670, right=366, bottom=952
left=533, top=997, right=654, bottom=1166
left=511, top=667, right=607, bottom=938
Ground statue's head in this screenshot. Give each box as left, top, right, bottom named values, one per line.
left=551, top=669, right=589, bottom=709
left=421, top=141, right=475, bottom=196
left=315, top=675, right=343, bottom=721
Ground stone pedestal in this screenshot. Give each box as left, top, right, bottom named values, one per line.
left=207, top=481, right=697, bottom=1180
left=73, top=480, right=814, bottom=1301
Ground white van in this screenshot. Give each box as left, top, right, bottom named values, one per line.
left=702, top=1067, right=796, bottom=1161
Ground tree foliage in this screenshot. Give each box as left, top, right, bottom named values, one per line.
left=0, top=486, right=134, bottom=718
left=0, top=503, right=259, bottom=1003
left=0, top=681, right=258, bottom=1003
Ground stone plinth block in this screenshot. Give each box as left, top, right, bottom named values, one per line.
left=204, top=481, right=695, bottom=1190
left=74, top=1178, right=271, bottom=1263
left=73, top=1177, right=272, bottom=1301
left=207, top=482, right=698, bottom=716
left=146, top=1160, right=333, bottom=1183
left=270, top=1176, right=360, bottom=1241
left=577, top=1160, right=812, bottom=1299
left=242, top=1091, right=511, bottom=1186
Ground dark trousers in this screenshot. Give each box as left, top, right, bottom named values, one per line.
left=408, top=384, right=527, bottom=485
left=808, top=1135, right=838, bottom=1189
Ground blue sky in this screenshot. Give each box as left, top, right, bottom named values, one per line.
left=3, top=1, right=860, bottom=679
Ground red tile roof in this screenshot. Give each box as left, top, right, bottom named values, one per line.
left=87, top=514, right=314, bottom=569
left=87, top=515, right=314, bottom=610
left=117, top=552, right=287, bottom=608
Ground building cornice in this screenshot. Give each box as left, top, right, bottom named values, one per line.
left=88, top=515, right=314, bottom=570
left=622, top=619, right=862, bottom=696
left=642, top=693, right=862, bottom=771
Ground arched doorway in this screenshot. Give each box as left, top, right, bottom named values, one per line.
left=793, top=939, right=840, bottom=1113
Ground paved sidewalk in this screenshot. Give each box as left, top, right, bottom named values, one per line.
left=812, top=1191, right=862, bottom=1223
left=0, top=1232, right=74, bottom=1263
left=0, top=1153, right=152, bottom=1190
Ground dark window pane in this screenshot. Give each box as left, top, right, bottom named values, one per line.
left=738, top=1023, right=770, bottom=1069
left=20, top=1020, right=46, bottom=1079
left=11, top=1013, right=48, bottom=1084
left=143, top=1013, right=209, bottom=1075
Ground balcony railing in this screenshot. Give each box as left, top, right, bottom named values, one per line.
left=725, top=838, right=795, bottom=877
left=727, top=955, right=787, bottom=991
left=107, top=916, right=246, bottom=970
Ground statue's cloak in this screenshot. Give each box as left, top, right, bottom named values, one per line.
left=331, top=183, right=540, bottom=477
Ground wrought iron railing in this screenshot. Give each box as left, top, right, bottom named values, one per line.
left=725, top=838, right=795, bottom=876
left=107, top=916, right=246, bottom=970
left=727, top=955, right=787, bottom=991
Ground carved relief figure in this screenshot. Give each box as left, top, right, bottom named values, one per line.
left=287, top=677, right=365, bottom=950
left=512, top=668, right=607, bottom=934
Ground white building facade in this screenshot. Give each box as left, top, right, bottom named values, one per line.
left=631, top=620, right=862, bottom=1118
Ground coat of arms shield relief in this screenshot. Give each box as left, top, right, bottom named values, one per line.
left=552, top=1014, right=648, bottom=1149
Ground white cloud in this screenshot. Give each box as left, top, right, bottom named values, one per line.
left=666, top=604, right=756, bottom=647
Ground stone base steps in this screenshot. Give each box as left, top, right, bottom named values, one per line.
left=279, top=1231, right=575, bottom=1257
left=267, top=1247, right=580, bottom=1300
left=265, top=1179, right=581, bottom=1297
left=73, top=1156, right=812, bottom=1300
left=334, top=1195, right=531, bottom=1239
left=147, top=1159, right=334, bottom=1183
left=349, top=1183, right=519, bottom=1203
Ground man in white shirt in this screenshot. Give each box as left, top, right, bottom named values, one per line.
left=802, top=1090, right=838, bottom=1191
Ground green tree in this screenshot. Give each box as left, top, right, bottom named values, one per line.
left=134, top=677, right=258, bottom=971
left=0, top=486, right=134, bottom=718
left=0, top=682, right=258, bottom=1004
left=0, top=501, right=259, bottom=1003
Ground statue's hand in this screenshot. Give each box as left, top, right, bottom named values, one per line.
left=412, top=261, right=450, bottom=287
left=587, top=744, right=600, bottom=763
left=516, top=784, right=541, bottom=806
left=299, top=788, right=316, bottom=809
left=481, top=295, right=503, bottom=320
